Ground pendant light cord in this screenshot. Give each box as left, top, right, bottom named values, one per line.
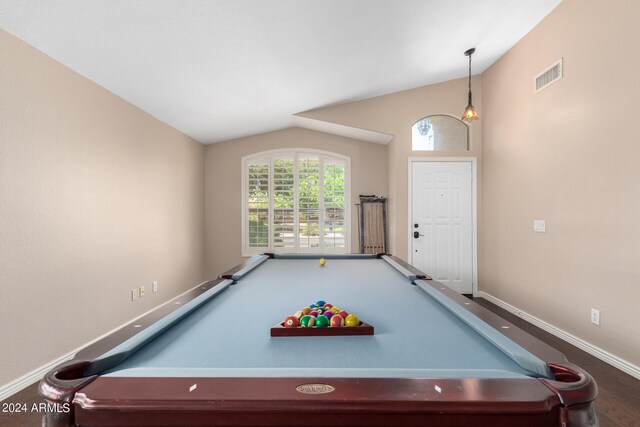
left=468, top=52, right=472, bottom=104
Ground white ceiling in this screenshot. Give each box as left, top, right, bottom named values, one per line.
left=0, top=0, right=561, bottom=144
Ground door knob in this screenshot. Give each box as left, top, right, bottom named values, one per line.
left=413, top=231, right=424, bottom=239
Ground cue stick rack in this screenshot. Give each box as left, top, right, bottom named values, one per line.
left=356, top=195, right=387, bottom=254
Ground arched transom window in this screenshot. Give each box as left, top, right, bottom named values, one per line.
left=412, top=115, right=469, bottom=151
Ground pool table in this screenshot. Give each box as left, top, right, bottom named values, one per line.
left=40, top=254, right=598, bottom=426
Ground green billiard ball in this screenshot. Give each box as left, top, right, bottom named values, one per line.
left=315, top=316, right=329, bottom=328
left=300, top=315, right=313, bottom=327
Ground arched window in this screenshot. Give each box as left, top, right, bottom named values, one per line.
left=412, top=115, right=469, bottom=151
left=242, top=149, right=350, bottom=255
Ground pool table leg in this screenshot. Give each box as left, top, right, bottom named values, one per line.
left=561, top=402, right=598, bottom=427
left=43, top=410, right=73, bottom=427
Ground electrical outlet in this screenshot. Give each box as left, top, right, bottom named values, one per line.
left=533, top=220, right=546, bottom=233
left=139, top=285, right=145, bottom=298
left=591, top=308, right=600, bottom=326
left=152, top=281, right=158, bottom=293
left=131, top=289, right=137, bottom=302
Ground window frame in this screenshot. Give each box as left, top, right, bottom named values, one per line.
left=241, top=148, right=351, bottom=257
left=411, top=114, right=469, bottom=152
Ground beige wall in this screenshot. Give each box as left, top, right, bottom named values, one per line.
left=204, top=127, right=388, bottom=276
left=481, top=0, right=640, bottom=366
left=298, top=77, right=482, bottom=260
left=0, top=30, right=206, bottom=387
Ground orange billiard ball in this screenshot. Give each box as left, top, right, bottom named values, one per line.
left=330, top=315, right=344, bottom=327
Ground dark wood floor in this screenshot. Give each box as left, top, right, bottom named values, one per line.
left=473, top=298, right=640, bottom=427
left=1, top=297, right=638, bottom=427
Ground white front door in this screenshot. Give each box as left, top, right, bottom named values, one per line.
left=410, top=161, right=473, bottom=294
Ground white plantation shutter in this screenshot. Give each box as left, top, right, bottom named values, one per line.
left=298, top=155, right=321, bottom=250
left=246, top=157, right=270, bottom=250
left=272, top=155, right=295, bottom=250
left=323, top=160, right=346, bottom=249
left=242, top=150, right=349, bottom=255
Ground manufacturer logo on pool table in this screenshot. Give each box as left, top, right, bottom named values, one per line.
left=295, top=384, right=335, bottom=394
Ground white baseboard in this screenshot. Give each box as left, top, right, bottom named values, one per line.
left=0, top=351, right=75, bottom=403
left=0, top=280, right=211, bottom=402
left=478, top=291, right=640, bottom=380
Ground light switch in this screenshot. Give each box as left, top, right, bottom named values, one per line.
left=533, top=220, right=546, bottom=233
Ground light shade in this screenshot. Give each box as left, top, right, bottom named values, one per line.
left=462, top=103, right=479, bottom=122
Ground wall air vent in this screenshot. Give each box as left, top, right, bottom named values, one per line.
left=534, top=59, right=563, bottom=93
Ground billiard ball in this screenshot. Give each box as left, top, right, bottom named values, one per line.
left=323, top=311, right=334, bottom=320
left=301, top=307, right=311, bottom=315
left=338, top=310, right=349, bottom=319
left=315, top=316, right=329, bottom=328
left=330, top=315, right=344, bottom=327
left=293, top=311, right=304, bottom=319
left=319, top=258, right=326, bottom=266
left=345, top=314, right=360, bottom=327
left=323, top=303, right=333, bottom=309
left=284, top=316, right=299, bottom=328
left=300, top=315, right=314, bottom=327
left=309, top=311, right=319, bottom=318
left=316, top=300, right=326, bottom=307
left=330, top=307, right=340, bottom=314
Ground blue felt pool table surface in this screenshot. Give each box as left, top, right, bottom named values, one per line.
left=40, top=254, right=599, bottom=427
left=99, top=257, right=548, bottom=380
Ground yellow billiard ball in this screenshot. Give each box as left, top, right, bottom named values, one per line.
left=345, top=314, right=360, bottom=327
left=319, top=258, right=326, bottom=266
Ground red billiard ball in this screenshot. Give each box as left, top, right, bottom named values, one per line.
left=338, top=310, right=349, bottom=319
left=284, top=316, right=299, bottom=328
left=330, top=315, right=344, bottom=327
left=323, top=303, right=333, bottom=309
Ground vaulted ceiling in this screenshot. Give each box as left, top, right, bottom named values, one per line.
left=0, top=0, right=561, bottom=143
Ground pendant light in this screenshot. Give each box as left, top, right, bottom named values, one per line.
left=461, top=48, right=479, bottom=122
left=416, top=118, right=431, bottom=136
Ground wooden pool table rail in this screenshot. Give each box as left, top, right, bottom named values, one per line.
left=40, top=277, right=230, bottom=405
